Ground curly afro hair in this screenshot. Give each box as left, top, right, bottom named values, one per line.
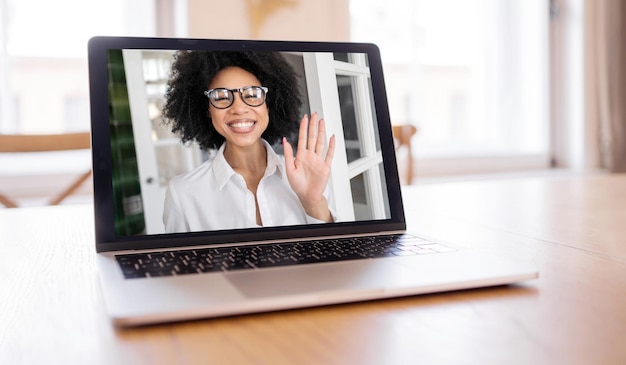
left=162, top=51, right=302, bottom=150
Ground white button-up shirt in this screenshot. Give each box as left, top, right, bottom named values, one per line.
left=163, top=140, right=336, bottom=233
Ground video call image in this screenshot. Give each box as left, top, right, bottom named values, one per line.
left=107, top=49, right=391, bottom=237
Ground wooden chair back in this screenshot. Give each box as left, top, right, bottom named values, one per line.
left=392, top=124, right=417, bottom=185
left=0, top=132, right=92, bottom=208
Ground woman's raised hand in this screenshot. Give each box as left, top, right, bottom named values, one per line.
left=283, top=113, right=336, bottom=222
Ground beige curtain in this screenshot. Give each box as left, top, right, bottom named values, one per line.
left=585, top=0, right=626, bottom=173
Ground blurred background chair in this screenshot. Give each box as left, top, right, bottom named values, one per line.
left=0, top=132, right=92, bottom=208
left=392, top=124, right=417, bottom=185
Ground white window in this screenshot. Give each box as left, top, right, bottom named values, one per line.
left=0, top=0, right=167, bottom=206
left=350, top=0, right=551, bottom=176
left=0, top=0, right=158, bottom=134
left=303, top=52, right=389, bottom=221
left=123, top=49, right=206, bottom=234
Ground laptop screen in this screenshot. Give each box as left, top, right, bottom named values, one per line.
left=88, top=37, right=405, bottom=252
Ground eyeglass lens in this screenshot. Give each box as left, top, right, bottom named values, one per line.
left=206, top=87, right=267, bottom=109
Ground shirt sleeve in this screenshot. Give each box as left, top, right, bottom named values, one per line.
left=304, top=211, right=337, bottom=225
left=163, top=181, right=189, bottom=233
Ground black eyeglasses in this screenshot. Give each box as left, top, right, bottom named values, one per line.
left=204, top=86, right=269, bottom=109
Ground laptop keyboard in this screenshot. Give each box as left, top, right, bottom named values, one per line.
left=115, top=234, right=456, bottom=279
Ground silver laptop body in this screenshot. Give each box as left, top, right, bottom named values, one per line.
left=88, top=36, right=537, bottom=326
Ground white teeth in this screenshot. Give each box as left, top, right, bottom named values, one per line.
left=229, top=121, right=254, bottom=129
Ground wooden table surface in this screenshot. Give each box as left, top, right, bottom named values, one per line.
left=1, top=173, right=625, bottom=365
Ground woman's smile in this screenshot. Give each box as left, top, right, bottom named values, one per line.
left=227, top=118, right=256, bottom=133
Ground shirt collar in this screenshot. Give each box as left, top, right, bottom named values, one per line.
left=263, top=140, right=284, bottom=177
left=212, top=140, right=284, bottom=190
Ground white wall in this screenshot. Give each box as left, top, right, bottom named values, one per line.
left=187, top=0, right=350, bottom=41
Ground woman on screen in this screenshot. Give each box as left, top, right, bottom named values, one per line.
left=162, top=51, right=336, bottom=232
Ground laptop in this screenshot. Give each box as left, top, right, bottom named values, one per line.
left=87, top=36, right=538, bottom=326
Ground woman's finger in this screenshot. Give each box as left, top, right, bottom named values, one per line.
left=315, top=118, right=327, bottom=155
left=325, top=134, right=336, bottom=166
left=297, top=114, right=309, bottom=152
left=282, top=137, right=295, bottom=171
left=307, top=113, right=319, bottom=150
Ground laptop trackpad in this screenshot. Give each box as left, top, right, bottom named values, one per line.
left=225, top=260, right=414, bottom=298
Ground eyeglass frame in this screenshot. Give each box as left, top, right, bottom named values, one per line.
left=203, top=86, right=269, bottom=109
